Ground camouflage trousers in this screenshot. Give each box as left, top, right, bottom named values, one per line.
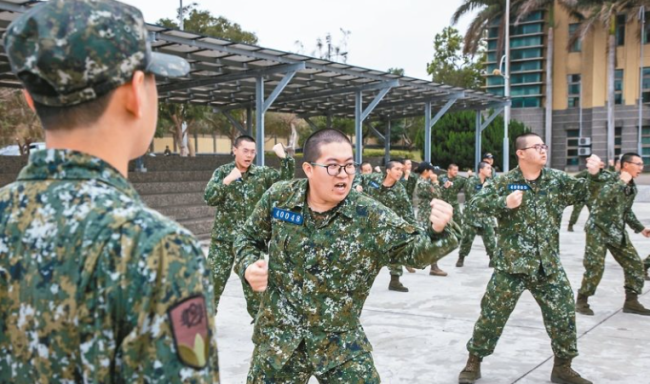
left=467, top=269, right=578, bottom=359
left=459, top=223, right=496, bottom=259
left=208, top=239, right=261, bottom=318
left=247, top=342, right=380, bottom=384
left=451, top=202, right=463, bottom=228
left=388, top=264, right=403, bottom=276
left=578, top=228, right=644, bottom=297
left=568, top=202, right=586, bottom=227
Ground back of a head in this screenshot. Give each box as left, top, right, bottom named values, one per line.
left=4, top=0, right=189, bottom=131
left=303, top=129, right=352, bottom=163
left=415, top=161, right=435, bottom=174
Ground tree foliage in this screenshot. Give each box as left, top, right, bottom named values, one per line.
left=414, top=110, right=530, bottom=170
left=427, top=27, right=484, bottom=89
left=0, top=89, right=43, bottom=149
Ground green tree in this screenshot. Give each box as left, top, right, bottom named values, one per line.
left=426, top=26, right=484, bottom=88
left=413, top=110, right=529, bottom=170
left=156, top=5, right=258, bottom=154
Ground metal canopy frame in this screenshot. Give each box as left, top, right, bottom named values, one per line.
left=0, top=0, right=508, bottom=165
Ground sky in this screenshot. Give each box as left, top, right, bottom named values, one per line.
left=124, top=0, right=477, bottom=81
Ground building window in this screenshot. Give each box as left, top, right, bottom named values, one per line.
left=615, top=127, right=622, bottom=156
left=645, top=12, right=650, bottom=44
left=512, top=97, right=541, bottom=108
left=616, top=14, right=626, bottom=46
left=568, top=74, right=581, bottom=108
left=642, top=126, right=650, bottom=165
left=566, top=129, right=580, bottom=166
left=510, top=48, right=543, bottom=60
left=511, top=61, right=542, bottom=72
left=615, top=70, right=624, bottom=105
left=642, top=68, right=650, bottom=102
left=510, top=36, right=543, bottom=48
left=568, top=23, right=582, bottom=52
left=511, top=73, right=542, bottom=84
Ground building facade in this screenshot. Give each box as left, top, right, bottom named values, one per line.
left=485, top=2, right=650, bottom=170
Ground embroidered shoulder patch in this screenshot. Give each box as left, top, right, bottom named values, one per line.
left=507, top=184, right=531, bottom=191
left=168, top=295, right=210, bottom=369
left=272, top=207, right=304, bottom=225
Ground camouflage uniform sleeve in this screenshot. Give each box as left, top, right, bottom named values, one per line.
left=265, top=156, right=296, bottom=186
left=625, top=208, right=646, bottom=233
left=381, top=215, right=462, bottom=268
left=204, top=167, right=229, bottom=206
left=397, top=185, right=416, bottom=225
left=466, top=179, right=509, bottom=219
left=598, top=179, right=646, bottom=233
left=233, top=186, right=274, bottom=280
left=118, top=230, right=219, bottom=383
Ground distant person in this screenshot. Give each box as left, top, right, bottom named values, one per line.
left=164, top=145, right=172, bottom=156
left=204, top=136, right=294, bottom=318
left=360, top=162, right=373, bottom=174
left=0, top=0, right=219, bottom=382
left=439, top=163, right=467, bottom=226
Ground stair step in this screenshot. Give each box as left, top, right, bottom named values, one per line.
left=156, top=204, right=215, bottom=222
left=142, top=192, right=204, bottom=209
left=133, top=181, right=207, bottom=195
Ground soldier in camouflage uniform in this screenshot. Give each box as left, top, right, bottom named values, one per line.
left=576, top=153, right=650, bottom=316
left=400, top=158, right=419, bottom=199
left=567, top=170, right=590, bottom=232
left=414, top=162, right=448, bottom=276
left=204, top=136, right=294, bottom=318
left=459, top=133, right=600, bottom=384
left=457, top=162, right=497, bottom=268
left=356, top=160, right=417, bottom=291
left=482, top=153, right=498, bottom=179
left=234, top=129, right=460, bottom=383
left=645, top=255, right=650, bottom=281
left=440, top=163, right=468, bottom=227
left=0, top=1, right=219, bottom=382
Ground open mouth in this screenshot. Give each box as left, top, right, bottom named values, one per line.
left=334, top=182, right=347, bottom=192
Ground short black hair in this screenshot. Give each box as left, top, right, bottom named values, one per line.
left=302, top=128, right=352, bottom=163
left=621, top=152, right=642, bottom=165
left=448, top=163, right=458, bottom=170
left=32, top=89, right=116, bottom=131
left=361, top=162, right=372, bottom=168
left=415, top=161, right=435, bottom=173
left=515, top=132, right=541, bottom=150
left=386, top=159, right=403, bottom=170
left=234, top=135, right=255, bottom=148
left=478, top=161, right=490, bottom=170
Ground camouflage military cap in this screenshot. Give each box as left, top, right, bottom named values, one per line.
left=4, top=0, right=190, bottom=107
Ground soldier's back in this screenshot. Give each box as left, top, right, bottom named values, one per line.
left=0, top=150, right=217, bottom=383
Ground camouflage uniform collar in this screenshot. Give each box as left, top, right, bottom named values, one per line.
left=230, top=161, right=260, bottom=175
left=285, top=179, right=356, bottom=219
left=17, top=149, right=138, bottom=198
left=509, top=166, right=549, bottom=182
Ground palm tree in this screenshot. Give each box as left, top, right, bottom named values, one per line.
left=564, top=0, right=650, bottom=161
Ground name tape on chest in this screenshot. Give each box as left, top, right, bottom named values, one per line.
left=508, top=184, right=531, bottom=191
left=369, top=181, right=381, bottom=189
left=475, top=185, right=483, bottom=190
left=272, top=207, right=304, bottom=225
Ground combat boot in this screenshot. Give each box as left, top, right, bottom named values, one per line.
left=567, top=224, right=574, bottom=232
left=458, top=354, right=482, bottom=384
left=550, top=357, right=592, bottom=384
left=430, top=263, right=448, bottom=276
left=456, top=256, right=465, bottom=267
left=388, top=275, right=409, bottom=292
left=623, top=290, right=650, bottom=316
left=575, top=293, right=594, bottom=316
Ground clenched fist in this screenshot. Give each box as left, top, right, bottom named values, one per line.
left=586, top=154, right=603, bottom=175
left=429, top=199, right=454, bottom=233
left=272, top=143, right=287, bottom=159
left=223, top=167, right=243, bottom=185
left=245, top=259, right=269, bottom=292
left=506, top=190, right=524, bottom=209
left=443, top=180, right=452, bottom=189
left=620, top=170, right=632, bottom=184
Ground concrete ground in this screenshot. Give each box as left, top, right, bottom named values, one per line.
left=209, top=203, right=650, bottom=384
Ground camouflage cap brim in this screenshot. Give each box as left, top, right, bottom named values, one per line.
left=146, top=51, right=190, bottom=79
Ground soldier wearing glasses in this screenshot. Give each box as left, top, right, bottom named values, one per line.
left=576, top=152, right=650, bottom=317
left=204, top=135, right=295, bottom=318
left=234, top=129, right=460, bottom=383
left=459, top=133, right=602, bottom=384
left=355, top=160, right=418, bottom=291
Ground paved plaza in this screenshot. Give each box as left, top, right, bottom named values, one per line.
left=209, top=203, right=650, bottom=384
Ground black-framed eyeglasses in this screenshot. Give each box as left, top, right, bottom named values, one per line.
left=521, top=144, right=549, bottom=153
left=311, top=162, right=358, bottom=176
left=624, top=161, right=644, bottom=167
